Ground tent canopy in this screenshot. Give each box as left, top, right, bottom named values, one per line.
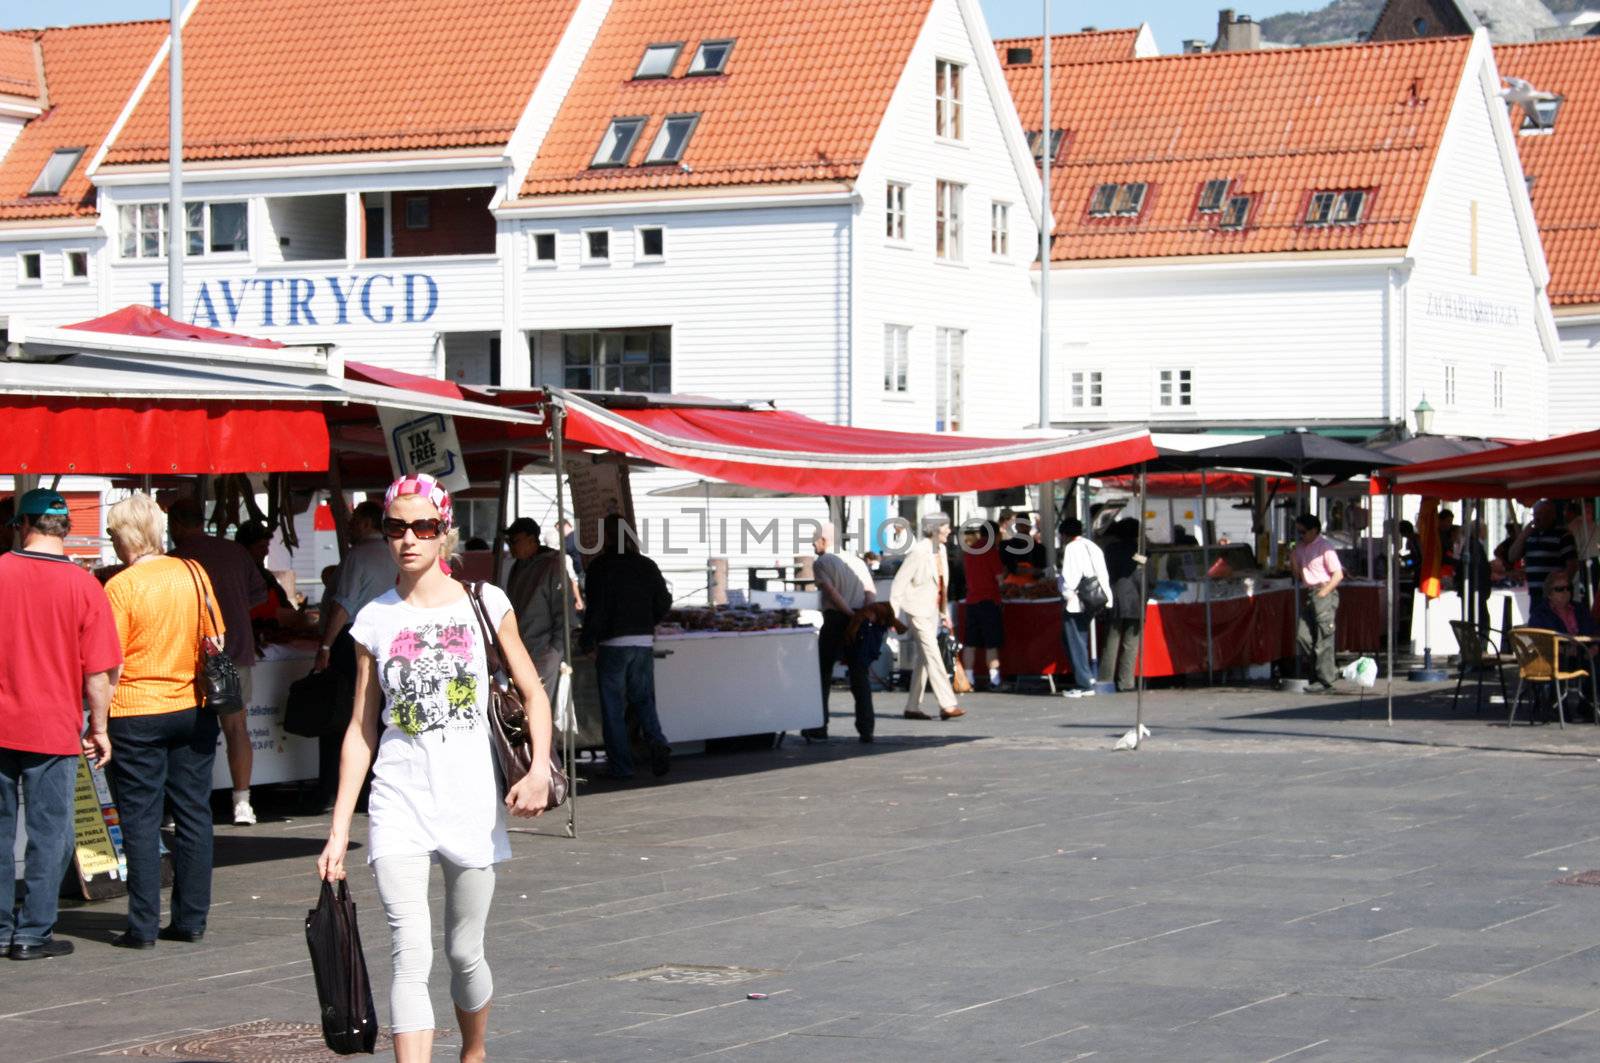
left=1193, top=431, right=1405, bottom=479
left=1380, top=429, right=1600, bottom=499
left=555, top=390, right=1158, bottom=495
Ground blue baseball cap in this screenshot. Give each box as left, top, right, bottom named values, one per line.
left=10, top=488, right=70, bottom=525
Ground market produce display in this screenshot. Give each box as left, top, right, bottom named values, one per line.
left=657, top=606, right=802, bottom=636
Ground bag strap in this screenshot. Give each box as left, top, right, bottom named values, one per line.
left=466, top=582, right=507, bottom=679
left=179, top=558, right=221, bottom=661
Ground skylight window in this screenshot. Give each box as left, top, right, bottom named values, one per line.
left=1519, top=95, right=1563, bottom=133
left=592, top=117, right=646, bottom=168
left=1089, top=182, right=1147, bottom=218
left=1197, top=179, right=1230, bottom=214
left=634, top=42, right=682, bottom=80
left=643, top=114, right=699, bottom=165
left=28, top=148, right=84, bottom=197
left=687, top=39, right=734, bottom=76
left=1306, top=189, right=1366, bottom=226
left=1027, top=129, right=1066, bottom=164
left=1220, top=196, right=1251, bottom=230
left=1088, top=184, right=1117, bottom=216
left=1112, top=183, right=1147, bottom=216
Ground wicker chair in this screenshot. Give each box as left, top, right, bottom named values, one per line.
left=1448, top=620, right=1512, bottom=715
left=1506, top=627, right=1591, bottom=729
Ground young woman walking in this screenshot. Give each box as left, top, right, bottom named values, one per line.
left=318, top=474, right=553, bottom=1062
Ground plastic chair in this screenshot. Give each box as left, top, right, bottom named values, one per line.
left=1506, top=627, right=1590, bottom=730
left=1448, top=620, right=1512, bottom=715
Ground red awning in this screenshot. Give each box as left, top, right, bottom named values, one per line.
left=559, top=393, right=1156, bottom=494
left=1096, top=472, right=1292, bottom=497
left=63, top=304, right=287, bottom=349
left=1381, top=429, right=1600, bottom=500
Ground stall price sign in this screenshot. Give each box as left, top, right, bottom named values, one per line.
left=378, top=410, right=470, bottom=493
left=71, top=752, right=127, bottom=901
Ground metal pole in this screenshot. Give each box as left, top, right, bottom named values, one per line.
left=1201, top=469, right=1214, bottom=683
left=1386, top=484, right=1395, bottom=726
left=166, top=0, right=183, bottom=321
left=551, top=401, right=577, bottom=838
left=491, top=449, right=513, bottom=575
left=1134, top=464, right=1148, bottom=747
left=1038, top=7, right=1056, bottom=574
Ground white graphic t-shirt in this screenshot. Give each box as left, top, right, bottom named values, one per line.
left=350, top=584, right=514, bottom=868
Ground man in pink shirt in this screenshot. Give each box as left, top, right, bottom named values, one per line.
left=1291, top=513, right=1344, bottom=689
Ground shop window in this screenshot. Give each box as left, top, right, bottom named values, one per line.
left=990, top=201, right=1010, bottom=257
left=884, top=324, right=910, bottom=394
left=582, top=229, right=610, bottom=264
left=17, top=251, right=42, bottom=284
left=530, top=231, right=557, bottom=265
left=1198, top=179, right=1230, bottom=214
left=935, top=59, right=964, bottom=139
left=634, top=42, right=682, bottom=79
left=1071, top=370, right=1103, bottom=408
left=643, top=114, right=698, bottom=165
left=1158, top=369, right=1192, bottom=408
left=119, top=201, right=251, bottom=259
left=1306, top=189, right=1367, bottom=226
left=936, top=179, right=963, bottom=261
left=28, top=147, right=83, bottom=196
left=1220, top=196, right=1252, bottom=230
left=561, top=327, right=671, bottom=393
left=637, top=226, right=665, bottom=261
left=65, top=249, right=89, bottom=281
left=935, top=327, right=965, bottom=432
left=592, top=116, right=646, bottom=168
left=687, top=39, right=734, bottom=76
left=886, top=181, right=908, bottom=242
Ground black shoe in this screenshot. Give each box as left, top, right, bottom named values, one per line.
left=8, top=939, right=74, bottom=960
left=649, top=742, right=671, bottom=778
left=801, top=727, right=829, bottom=741
left=109, top=931, right=155, bottom=950
left=158, top=925, right=204, bottom=943
left=859, top=733, right=875, bottom=744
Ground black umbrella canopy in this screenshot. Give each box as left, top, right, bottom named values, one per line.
left=1366, top=436, right=1502, bottom=465
left=1192, top=431, right=1406, bottom=478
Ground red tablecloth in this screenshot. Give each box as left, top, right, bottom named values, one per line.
left=1140, top=585, right=1386, bottom=678
left=955, top=599, right=1072, bottom=677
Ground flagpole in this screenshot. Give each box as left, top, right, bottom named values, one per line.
left=167, top=0, right=184, bottom=321
left=1039, top=1, right=1056, bottom=571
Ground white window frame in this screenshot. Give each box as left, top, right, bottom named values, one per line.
left=1157, top=368, right=1193, bottom=409
left=527, top=230, right=558, bottom=268
left=1070, top=370, right=1103, bottom=409
left=1492, top=365, right=1505, bottom=410
left=990, top=201, right=1011, bottom=258
left=1443, top=363, right=1458, bottom=408
left=883, top=323, right=911, bottom=396
left=886, top=181, right=909, bottom=244
left=635, top=225, right=666, bottom=263
left=580, top=228, right=612, bottom=265
left=935, top=327, right=966, bottom=432
left=936, top=180, right=964, bottom=263
left=935, top=59, right=964, bottom=140
left=16, top=250, right=43, bottom=285
left=63, top=249, right=90, bottom=284
left=115, top=199, right=250, bottom=261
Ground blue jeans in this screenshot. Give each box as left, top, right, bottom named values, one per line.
left=594, top=646, right=668, bottom=777
left=0, top=748, right=77, bottom=948
left=107, top=708, right=219, bottom=939
left=1063, top=612, right=1095, bottom=691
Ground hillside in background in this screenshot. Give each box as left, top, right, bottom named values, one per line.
left=1259, top=0, right=1590, bottom=45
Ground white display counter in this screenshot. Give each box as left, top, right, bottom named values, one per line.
left=653, top=627, right=824, bottom=742
left=212, top=643, right=321, bottom=790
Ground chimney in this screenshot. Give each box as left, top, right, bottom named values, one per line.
left=1214, top=8, right=1264, bottom=51
left=1182, top=39, right=1210, bottom=54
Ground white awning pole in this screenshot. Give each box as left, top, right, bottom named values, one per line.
left=167, top=0, right=183, bottom=321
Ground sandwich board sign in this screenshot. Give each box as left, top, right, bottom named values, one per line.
left=378, top=410, right=470, bottom=494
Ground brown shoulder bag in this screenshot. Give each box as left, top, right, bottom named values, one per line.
left=466, top=582, right=568, bottom=809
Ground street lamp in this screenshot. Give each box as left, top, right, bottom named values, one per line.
left=1412, top=395, right=1434, bottom=436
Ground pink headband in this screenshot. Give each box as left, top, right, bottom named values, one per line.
left=383, top=473, right=453, bottom=530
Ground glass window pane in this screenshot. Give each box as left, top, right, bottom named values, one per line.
left=141, top=231, right=161, bottom=258
left=140, top=203, right=162, bottom=230
left=635, top=43, right=680, bottom=79
left=209, top=202, right=248, bottom=252
left=187, top=230, right=204, bottom=256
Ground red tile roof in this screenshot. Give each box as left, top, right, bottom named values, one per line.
left=1004, top=38, right=1473, bottom=262
left=993, top=29, right=1143, bottom=68
left=1496, top=38, right=1600, bottom=308
left=0, top=21, right=167, bottom=221
left=520, top=0, right=933, bottom=198
left=103, top=0, right=581, bottom=165
left=0, top=31, right=40, bottom=101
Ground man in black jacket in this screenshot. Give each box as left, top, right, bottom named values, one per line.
left=579, top=516, right=673, bottom=779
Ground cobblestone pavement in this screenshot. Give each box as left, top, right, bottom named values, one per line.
left=8, top=680, right=1600, bottom=1062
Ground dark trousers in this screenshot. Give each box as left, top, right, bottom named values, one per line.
left=1297, top=590, right=1340, bottom=686
left=107, top=708, right=219, bottom=939
left=818, top=610, right=874, bottom=737
left=1098, top=618, right=1141, bottom=692
left=315, top=626, right=358, bottom=806
left=595, top=645, right=668, bottom=777
left=0, top=748, right=77, bottom=947
left=1063, top=612, right=1094, bottom=691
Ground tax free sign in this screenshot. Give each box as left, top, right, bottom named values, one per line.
left=378, top=409, right=470, bottom=494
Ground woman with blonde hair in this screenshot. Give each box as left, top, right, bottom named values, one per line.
left=318, top=473, right=552, bottom=1063
left=102, top=492, right=224, bottom=949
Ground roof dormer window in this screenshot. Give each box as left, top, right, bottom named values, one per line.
left=28, top=148, right=85, bottom=197
left=592, top=116, right=646, bottom=168
left=1089, top=182, right=1147, bottom=218
left=643, top=114, right=699, bottom=165
left=1197, top=179, right=1230, bottom=214
left=1027, top=129, right=1066, bottom=164
left=687, top=39, right=734, bottom=76
left=1519, top=95, right=1563, bottom=134
left=1220, top=196, right=1252, bottom=230
left=634, top=42, right=682, bottom=80
left=1305, top=189, right=1366, bottom=226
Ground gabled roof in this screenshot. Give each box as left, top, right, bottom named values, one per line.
left=993, top=28, right=1144, bottom=67
left=1495, top=37, right=1600, bottom=308
left=0, top=32, right=41, bottom=102
left=1373, top=0, right=1556, bottom=43
left=1004, top=37, right=1474, bottom=262
left=519, top=0, right=933, bottom=198
left=102, top=0, right=582, bottom=165
left=0, top=21, right=168, bottom=222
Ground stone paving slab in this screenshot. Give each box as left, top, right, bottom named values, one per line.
left=8, top=680, right=1600, bottom=1061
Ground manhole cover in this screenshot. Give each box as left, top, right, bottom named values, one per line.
left=1555, top=870, right=1600, bottom=887
left=107, top=1019, right=391, bottom=1062
left=611, top=963, right=778, bottom=987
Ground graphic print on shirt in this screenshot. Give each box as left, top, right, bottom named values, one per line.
left=380, top=623, right=480, bottom=738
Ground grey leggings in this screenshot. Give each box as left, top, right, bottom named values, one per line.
left=371, top=854, right=495, bottom=1034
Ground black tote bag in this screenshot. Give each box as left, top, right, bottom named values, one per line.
left=305, top=879, right=379, bottom=1055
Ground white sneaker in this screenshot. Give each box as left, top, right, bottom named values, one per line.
left=1081, top=688, right=1098, bottom=697
left=232, top=799, right=257, bottom=826
left=1061, top=689, right=1085, bottom=698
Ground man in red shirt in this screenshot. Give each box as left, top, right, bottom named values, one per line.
left=0, top=490, right=123, bottom=960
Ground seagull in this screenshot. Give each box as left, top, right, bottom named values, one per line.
left=1113, top=724, right=1152, bottom=751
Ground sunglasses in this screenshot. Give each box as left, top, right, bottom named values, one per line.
left=382, top=517, right=446, bottom=541
left=1549, top=584, right=1572, bottom=594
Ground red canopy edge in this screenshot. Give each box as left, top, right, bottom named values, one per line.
left=559, top=395, right=1157, bottom=494
left=344, top=360, right=469, bottom=401
left=1380, top=429, right=1600, bottom=500
left=0, top=398, right=329, bottom=475
left=63, top=305, right=286, bottom=349
left=1096, top=473, right=1292, bottom=497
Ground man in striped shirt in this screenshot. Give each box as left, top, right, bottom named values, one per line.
left=1510, top=501, right=1577, bottom=606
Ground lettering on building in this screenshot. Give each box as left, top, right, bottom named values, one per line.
left=150, top=273, right=440, bottom=329
left=1423, top=291, right=1520, bottom=329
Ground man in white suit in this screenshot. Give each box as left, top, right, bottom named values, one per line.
left=891, top=514, right=964, bottom=720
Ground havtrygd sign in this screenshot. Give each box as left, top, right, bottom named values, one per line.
left=378, top=409, right=470, bottom=493
left=150, top=273, right=440, bottom=330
